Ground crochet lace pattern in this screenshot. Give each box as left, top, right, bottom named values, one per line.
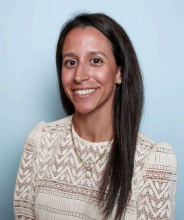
left=14, top=115, right=177, bottom=220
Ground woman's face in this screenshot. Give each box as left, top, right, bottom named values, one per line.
left=61, top=27, right=121, bottom=115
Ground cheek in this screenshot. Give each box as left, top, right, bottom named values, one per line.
left=61, top=71, right=71, bottom=99
left=94, top=67, right=116, bottom=85
left=61, top=70, right=70, bottom=88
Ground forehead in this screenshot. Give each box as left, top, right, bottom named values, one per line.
left=62, top=27, right=113, bottom=55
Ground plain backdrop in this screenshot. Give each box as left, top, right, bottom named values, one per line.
left=0, top=0, right=183, bottom=219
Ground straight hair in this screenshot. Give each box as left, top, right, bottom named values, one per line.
left=56, top=13, right=144, bottom=220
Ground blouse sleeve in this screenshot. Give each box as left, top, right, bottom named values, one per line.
left=137, top=142, right=177, bottom=220
left=13, top=122, right=44, bottom=220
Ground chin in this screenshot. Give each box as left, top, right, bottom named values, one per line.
left=74, top=105, right=96, bottom=115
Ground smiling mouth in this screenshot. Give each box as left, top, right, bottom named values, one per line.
left=74, top=89, right=96, bottom=95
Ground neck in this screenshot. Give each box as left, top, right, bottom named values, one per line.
left=73, top=108, right=114, bottom=143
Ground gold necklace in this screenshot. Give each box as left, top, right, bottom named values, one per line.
left=70, top=117, right=113, bottom=178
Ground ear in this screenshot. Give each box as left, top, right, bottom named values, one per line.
left=116, top=66, right=122, bottom=84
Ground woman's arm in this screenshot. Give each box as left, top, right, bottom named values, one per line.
left=13, top=122, right=44, bottom=220
left=137, top=142, right=177, bottom=220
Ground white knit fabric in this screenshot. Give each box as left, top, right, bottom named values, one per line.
left=14, top=115, right=177, bottom=220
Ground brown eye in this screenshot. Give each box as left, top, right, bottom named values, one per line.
left=91, top=58, right=101, bottom=64
left=67, top=60, right=76, bottom=66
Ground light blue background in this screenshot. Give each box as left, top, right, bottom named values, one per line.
left=0, top=1, right=183, bottom=219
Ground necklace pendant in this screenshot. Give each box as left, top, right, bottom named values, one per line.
left=85, top=170, right=92, bottom=178
left=84, top=161, right=93, bottom=169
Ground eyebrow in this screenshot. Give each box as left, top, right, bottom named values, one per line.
left=88, top=51, right=107, bottom=58
left=62, top=51, right=107, bottom=59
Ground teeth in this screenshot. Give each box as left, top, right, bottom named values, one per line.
left=75, top=89, right=96, bottom=95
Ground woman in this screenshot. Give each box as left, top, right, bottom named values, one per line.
left=14, top=13, right=177, bottom=220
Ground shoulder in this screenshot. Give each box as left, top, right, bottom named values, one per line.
left=146, top=141, right=177, bottom=168
left=41, top=115, right=73, bottom=133
left=26, top=115, right=73, bottom=142
left=137, top=132, right=155, bottom=153
left=32, top=115, right=73, bottom=134
left=136, top=132, right=177, bottom=175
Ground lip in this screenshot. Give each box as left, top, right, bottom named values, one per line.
left=72, top=87, right=98, bottom=91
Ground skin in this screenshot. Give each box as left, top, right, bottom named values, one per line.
left=62, top=27, right=121, bottom=142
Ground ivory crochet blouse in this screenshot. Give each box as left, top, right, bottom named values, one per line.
left=14, top=115, right=177, bottom=220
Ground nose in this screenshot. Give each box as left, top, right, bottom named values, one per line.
left=74, top=62, right=90, bottom=84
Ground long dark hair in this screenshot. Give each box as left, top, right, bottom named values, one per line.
left=56, top=13, right=144, bottom=220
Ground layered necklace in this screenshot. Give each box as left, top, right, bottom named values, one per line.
left=70, top=117, right=113, bottom=178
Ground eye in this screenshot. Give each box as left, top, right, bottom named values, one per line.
left=65, top=60, right=76, bottom=66
left=91, top=58, right=102, bottom=65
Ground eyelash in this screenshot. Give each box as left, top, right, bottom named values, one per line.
left=64, top=58, right=102, bottom=67
left=91, top=58, right=102, bottom=64
left=65, top=60, right=76, bottom=66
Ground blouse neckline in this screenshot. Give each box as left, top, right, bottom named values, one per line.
left=70, top=116, right=112, bottom=147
